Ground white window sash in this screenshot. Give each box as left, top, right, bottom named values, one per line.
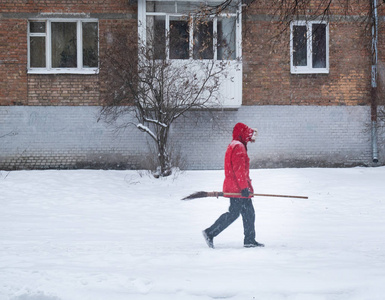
left=28, top=18, right=99, bottom=74
left=27, top=20, right=47, bottom=71
left=213, top=17, right=218, bottom=60
left=143, top=1, right=240, bottom=61
left=290, top=20, right=329, bottom=74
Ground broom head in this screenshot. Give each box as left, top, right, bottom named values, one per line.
left=181, top=191, right=223, bottom=200
left=181, top=191, right=209, bottom=200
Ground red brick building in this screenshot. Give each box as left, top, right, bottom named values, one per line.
left=0, top=0, right=384, bottom=169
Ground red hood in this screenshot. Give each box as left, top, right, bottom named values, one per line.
left=232, top=123, right=254, bottom=145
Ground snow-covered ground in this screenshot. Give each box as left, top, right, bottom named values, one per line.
left=1, top=167, right=385, bottom=300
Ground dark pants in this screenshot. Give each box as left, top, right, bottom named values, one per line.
left=205, top=197, right=256, bottom=243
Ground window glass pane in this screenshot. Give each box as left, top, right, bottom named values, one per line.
left=169, top=18, right=189, bottom=59
left=177, top=1, right=201, bottom=13
left=82, top=22, right=98, bottom=68
left=51, top=22, right=77, bottom=68
left=217, top=17, right=236, bottom=60
left=147, top=1, right=175, bottom=13
left=146, top=1, right=156, bottom=12
left=30, top=37, right=46, bottom=67
left=293, top=25, right=307, bottom=67
left=30, top=22, right=46, bottom=33
left=312, top=23, right=326, bottom=68
left=193, top=20, right=213, bottom=59
left=147, top=15, right=166, bottom=59
left=210, top=1, right=237, bottom=13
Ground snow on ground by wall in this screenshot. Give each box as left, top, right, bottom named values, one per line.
left=1, top=167, right=385, bottom=300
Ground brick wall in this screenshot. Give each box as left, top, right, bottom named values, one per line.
left=0, top=19, right=28, bottom=105
left=0, top=106, right=147, bottom=170
left=242, top=2, right=373, bottom=106
left=0, top=0, right=379, bottom=107
left=0, top=0, right=132, bottom=14
left=27, top=75, right=100, bottom=105
left=0, top=106, right=379, bottom=170
left=0, top=0, right=136, bottom=106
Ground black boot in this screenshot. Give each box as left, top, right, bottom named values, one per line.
left=244, top=240, right=264, bottom=248
left=202, top=230, right=214, bottom=249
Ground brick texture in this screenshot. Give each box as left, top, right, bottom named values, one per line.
left=0, top=0, right=380, bottom=107
left=0, top=0, right=134, bottom=14
left=27, top=75, right=100, bottom=105
left=0, top=19, right=28, bottom=105
left=242, top=2, right=373, bottom=106
left=0, top=106, right=379, bottom=170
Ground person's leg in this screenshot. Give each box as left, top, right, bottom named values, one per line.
left=204, top=198, right=242, bottom=238
left=240, top=199, right=256, bottom=244
left=241, top=199, right=264, bottom=247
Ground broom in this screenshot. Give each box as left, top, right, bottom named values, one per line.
left=182, top=191, right=308, bottom=200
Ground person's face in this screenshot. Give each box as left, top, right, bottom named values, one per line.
left=250, top=129, right=258, bottom=143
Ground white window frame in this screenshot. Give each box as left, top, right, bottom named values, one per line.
left=141, top=0, right=242, bottom=61
left=290, top=20, right=329, bottom=74
left=28, top=19, right=99, bottom=74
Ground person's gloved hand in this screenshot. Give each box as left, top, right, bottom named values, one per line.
left=241, top=188, right=250, bottom=198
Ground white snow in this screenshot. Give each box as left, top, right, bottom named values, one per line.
left=1, top=167, right=385, bottom=300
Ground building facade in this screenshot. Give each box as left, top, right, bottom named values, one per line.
left=0, top=0, right=384, bottom=170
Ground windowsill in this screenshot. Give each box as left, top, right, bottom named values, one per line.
left=27, top=68, right=99, bottom=75
left=190, top=105, right=241, bottom=111
left=291, top=68, right=329, bottom=75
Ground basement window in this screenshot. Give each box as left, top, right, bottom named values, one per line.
left=28, top=19, right=99, bottom=74
left=290, top=21, right=329, bottom=74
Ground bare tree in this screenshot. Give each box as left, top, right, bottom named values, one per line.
left=99, top=27, right=228, bottom=177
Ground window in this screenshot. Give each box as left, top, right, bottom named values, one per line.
left=139, top=0, right=243, bottom=108
left=290, top=21, right=329, bottom=74
left=145, top=1, right=240, bottom=60
left=28, top=19, right=98, bottom=74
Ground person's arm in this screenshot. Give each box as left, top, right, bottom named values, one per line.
left=231, top=144, right=249, bottom=192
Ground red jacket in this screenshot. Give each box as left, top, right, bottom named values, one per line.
left=223, top=123, right=254, bottom=198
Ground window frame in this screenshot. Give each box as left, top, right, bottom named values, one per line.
left=28, top=18, right=99, bottom=74
left=143, top=1, right=241, bottom=61
left=290, top=20, right=329, bottom=74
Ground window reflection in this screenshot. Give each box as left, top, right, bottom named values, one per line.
left=193, top=20, right=213, bottom=59
left=217, top=17, right=236, bottom=60
left=169, top=18, right=189, bottom=59
left=83, top=22, right=98, bottom=68
left=293, top=25, right=307, bottom=67
left=312, top=24, right=326, bottom=68
left=51, top=22, right=77, bottom=68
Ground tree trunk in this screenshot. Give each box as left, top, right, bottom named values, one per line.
left=155, top=127, right=172, bottom=177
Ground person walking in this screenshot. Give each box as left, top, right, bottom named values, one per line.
left=202, top=122, right=264, bottom=248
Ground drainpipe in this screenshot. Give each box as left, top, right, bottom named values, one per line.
left=371, top=0, right=379, bottom=163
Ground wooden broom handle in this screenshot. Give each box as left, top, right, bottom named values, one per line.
left=207, top=192, right=308, bottom=199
